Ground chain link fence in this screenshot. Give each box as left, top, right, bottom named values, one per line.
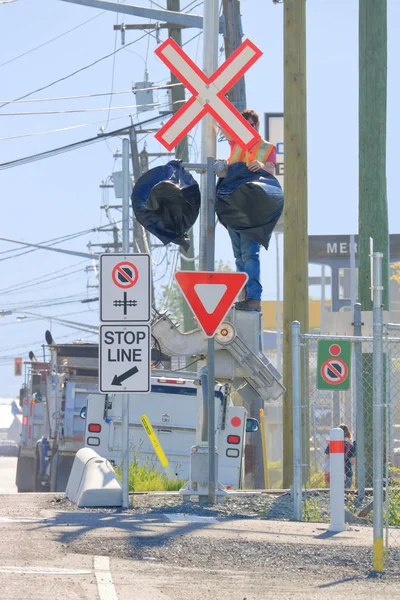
left=292, top=311, right=400, bottom=572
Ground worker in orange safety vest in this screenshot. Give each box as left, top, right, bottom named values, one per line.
left=218, top=109, right=277, bottom=312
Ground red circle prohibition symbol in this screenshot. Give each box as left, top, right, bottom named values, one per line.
left=321, top=358, right=348, bottom=385
left=112, top=262, right=139, bottom=289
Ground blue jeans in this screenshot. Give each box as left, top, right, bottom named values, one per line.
left=227, top=227, right=262, bottom=301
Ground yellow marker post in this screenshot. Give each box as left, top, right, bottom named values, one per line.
left=259, top=408, right=270, bottom=489
left=140, top=414, right=175, bottom=479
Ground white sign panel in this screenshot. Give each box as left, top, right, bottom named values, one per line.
left=100, top=253, right=151, bottom=323
left=99, top=324, right=150, bottom=393
left=264, top=113, right=284, bottom=190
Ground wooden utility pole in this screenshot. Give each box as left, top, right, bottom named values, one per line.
left=167, top=0, right=196, bottom=336
left=359, top=0, right=388, bottom=487
left=221, top=0, right=246, bottom=112
left=282, top=0, right=309, bottom=488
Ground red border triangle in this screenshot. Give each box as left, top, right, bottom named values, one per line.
left=175, top=271, right=248, bottom=337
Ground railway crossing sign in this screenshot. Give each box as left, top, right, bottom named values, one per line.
left=175, top=271, right=248, bottom=337
left=154, top=37, right=262, bottom=151
left=317, top=341, right=351, bottom=391
left=99, top=324, right=151, bottom=393
left=100, top=254, right=151, bottom=322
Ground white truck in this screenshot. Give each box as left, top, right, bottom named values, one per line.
left=85, top=372, right=259, bottom=489
left=15, top=343, right=98, bottom=493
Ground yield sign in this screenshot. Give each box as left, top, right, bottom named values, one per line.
left=155, top=38, right=262, bottom=151
left=175, top=271, right=248, bottom=337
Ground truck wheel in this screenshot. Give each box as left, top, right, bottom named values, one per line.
left=51, top=454, right=74, bottom=492
left=15, top=452, right=34, bottom=493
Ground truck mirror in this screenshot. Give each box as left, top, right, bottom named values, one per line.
left=246, top=418, right=259, bottom=433
left=80, top=406, right=87, bottom=420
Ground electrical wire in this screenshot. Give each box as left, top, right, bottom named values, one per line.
left=0, top=10, right=106, bottom=69
left=0, top=112, right=172, bottom=171
left=0, top=102, right=162, bottom=116
left=0, top=112, right=133, bottom=142
left=0, top=29, right=156, bottom=111
left=0, top=83, right=183, bottom=105
left=104, top=12, right=119, bottom=130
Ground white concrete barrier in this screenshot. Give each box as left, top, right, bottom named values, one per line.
left=65, top=448, right=122, bottom=508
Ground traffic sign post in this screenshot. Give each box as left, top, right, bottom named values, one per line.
left=153, top=9, right=261, bottom=503
left=176, top=269, right=248, bottom=502
left=317, top=341, right=351, bottom=391
left=98, top=141, right=153, bottom=509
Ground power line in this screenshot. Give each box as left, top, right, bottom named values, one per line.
left=0, top=10, right=105, bottom=69
left=0, top=29, right=156, bottom=111
left=0, top=112, right=132, bottom=142
left=0, top=83, right=183, bottom=105
left=0, top=222, right=120, bottom=261
left=0, top=82, right=183, bottom=104
left=0, top=113, right=172, bottom=171
left=0, top=102, right=162, bottom=116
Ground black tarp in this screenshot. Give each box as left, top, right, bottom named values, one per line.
left=131, top=160, right=200, bottom=251
left=216, top=162, right=284, bottom=250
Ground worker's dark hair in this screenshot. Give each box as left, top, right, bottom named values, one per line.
left=339, top=423, right=352, bottom=440
left=241, top=109, right=259, bottom=124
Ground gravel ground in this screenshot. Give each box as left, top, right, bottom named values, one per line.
left=48, top=492, right=400, bottom=582
left=53, top=490, right=371, bottom=523
left=69, top=533, right=400, bottom=579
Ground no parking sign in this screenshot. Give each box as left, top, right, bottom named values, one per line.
left=317, top=341, right=351, bottom=391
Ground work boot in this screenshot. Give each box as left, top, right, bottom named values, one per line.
left=234, top=298, right=261, bottom=312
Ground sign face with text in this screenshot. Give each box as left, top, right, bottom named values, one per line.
left=99, top=324, right=150, bottom=393
left=155, top=37, right=262, bottom=150
left=100, top=254, right=151, bottom=323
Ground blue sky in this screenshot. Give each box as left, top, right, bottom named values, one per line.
left=0, top=0, right=398, bottom=398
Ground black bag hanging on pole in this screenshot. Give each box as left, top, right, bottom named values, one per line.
left=216, top=162, right=284, bottom=250
left=131, top=160, right=200, bottom=251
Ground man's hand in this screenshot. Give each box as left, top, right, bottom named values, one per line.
left=247, top=160, right=264, bottom=172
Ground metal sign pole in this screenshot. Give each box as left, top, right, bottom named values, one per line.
left=121, top=137, right=130, bottom=509
left=206, top=157, right=216, bottom=502
left=201, top=0, right=218, bottom=503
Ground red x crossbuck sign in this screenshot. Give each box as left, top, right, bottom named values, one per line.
left=155, top=38, right=263, bottom=151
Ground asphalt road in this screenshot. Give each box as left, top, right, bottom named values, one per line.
left=0, top=492, right=398, bottom=599
left=0, top=457, right=17, bottom=494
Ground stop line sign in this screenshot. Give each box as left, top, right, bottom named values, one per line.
left=155, top=37, right=263, bottom=150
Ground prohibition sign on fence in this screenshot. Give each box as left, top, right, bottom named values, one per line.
left=154, top=37, right=263, bottom=151
left=112, top=262, right=139, bottom=289
left=321, top=358, right=348, bottom=385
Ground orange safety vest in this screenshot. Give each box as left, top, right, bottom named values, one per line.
left=227, top=138, right=275, bottom=165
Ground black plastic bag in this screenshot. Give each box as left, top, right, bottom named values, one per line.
left=216, top=162, right=284, bottom=250
left=131, top=160, right=200, bottom=251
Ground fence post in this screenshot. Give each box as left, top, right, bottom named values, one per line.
left=329, top=427, right=346, bottom=532
left=292, top=321, right=302, bottom=520
left=353, top=302, right=365, bottom=500
left=372, top=252, right=384, bottom=574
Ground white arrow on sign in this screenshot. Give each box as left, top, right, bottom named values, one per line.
left=155, top=37, right=263, bottom=151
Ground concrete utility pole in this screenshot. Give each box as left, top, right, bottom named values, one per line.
left=221, top=0, right=246, bottom=112
left=359, top=0, right=388, bottom=487
left=282, top=0, right=309, bottom=488
left=167, top=0, right=196, bottom=336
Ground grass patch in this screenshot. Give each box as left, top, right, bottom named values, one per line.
left=115, top=459, right=185, bottom=492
